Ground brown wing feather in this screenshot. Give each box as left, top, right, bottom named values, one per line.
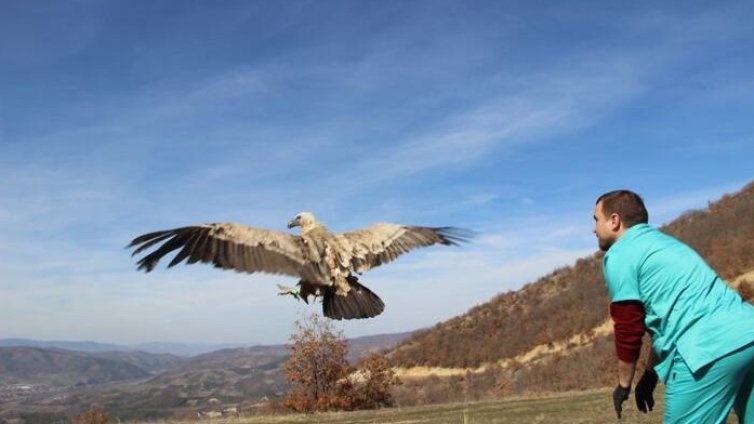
left=128, top=223, right=307, bottom=277
left=342, top=223, right=472, bottom=272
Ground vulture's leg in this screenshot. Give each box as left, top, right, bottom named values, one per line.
left=298, top=280, right=318, bottom=304
left=276, top=284, right=301, bottom=300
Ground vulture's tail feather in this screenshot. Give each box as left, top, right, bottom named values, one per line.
left=323, top=276, right=385, bottom=320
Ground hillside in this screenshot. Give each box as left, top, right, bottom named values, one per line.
left=387, top=181, right=754, bottom=404
left=0, top=347, right=152, bottom=387
left=89, top=351, right=190, bottom=373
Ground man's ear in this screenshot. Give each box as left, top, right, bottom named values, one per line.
left=609, top=213, right=622, bottom=231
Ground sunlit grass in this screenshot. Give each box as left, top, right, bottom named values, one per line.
left=130, top=388, right=676, bottom=424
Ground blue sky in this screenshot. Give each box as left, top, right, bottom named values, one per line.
left=1, top=1, right=753, bottom=345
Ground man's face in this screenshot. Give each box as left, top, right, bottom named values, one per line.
left=593, top=201, right=618, bottom=252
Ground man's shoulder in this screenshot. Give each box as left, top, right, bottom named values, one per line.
left=634, top=226, right=692, bottom=255
left=603, top=225, right=670, bottom=276
left=607, top=224, right=656, bottom=257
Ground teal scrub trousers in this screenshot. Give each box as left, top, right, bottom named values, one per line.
left=664, top=342, right=754, bottom=423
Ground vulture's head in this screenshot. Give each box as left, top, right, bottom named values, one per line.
left=288, top=212, right=319, bottom=231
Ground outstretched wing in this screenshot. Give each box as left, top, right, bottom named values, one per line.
left=341, top=223, right=472, bottom=273
left=128, top=223, right=306, bottom=277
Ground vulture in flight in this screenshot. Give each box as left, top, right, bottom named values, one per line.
left=128, top=212, right=471, bottom=320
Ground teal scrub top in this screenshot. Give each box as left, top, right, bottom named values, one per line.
left=602, top=224, right=754, bottom=381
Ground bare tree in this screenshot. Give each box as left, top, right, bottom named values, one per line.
left=283, top=314, right=402, bottom=412
left=283, top=314, right=353, bottom=412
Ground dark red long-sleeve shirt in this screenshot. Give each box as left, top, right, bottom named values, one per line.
left=610, top=300, right=646, bottom=362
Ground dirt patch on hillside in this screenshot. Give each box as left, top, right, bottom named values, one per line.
left=395, top=319, right=612, bottom=380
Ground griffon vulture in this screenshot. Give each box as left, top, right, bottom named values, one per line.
left=128, top=212, right=471, bottom=320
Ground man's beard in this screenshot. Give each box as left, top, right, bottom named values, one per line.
left=598, top=237, right=613, bottom=252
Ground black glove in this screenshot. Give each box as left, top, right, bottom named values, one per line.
left=635, top=368, right=658, bottom=413
left=613, top=384, right=631, bottom=419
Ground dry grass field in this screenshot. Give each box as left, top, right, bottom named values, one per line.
left=129, top=388, right=683, bottom=424
left=130, top=387, right=744, bottom=424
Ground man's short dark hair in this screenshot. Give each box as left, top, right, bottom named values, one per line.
left=596, top=190, right=649, bottom=228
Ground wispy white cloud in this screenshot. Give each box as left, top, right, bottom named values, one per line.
left=320, top=57, right=647, bottom=189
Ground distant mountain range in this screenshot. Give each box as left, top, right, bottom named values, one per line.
left=0, top=346, right=152, bottom=387
left=0, top=331, right=414, bottom=422
left=0, top=331, right=414, bottom=359
left=0, top=338, right=248, bottom=356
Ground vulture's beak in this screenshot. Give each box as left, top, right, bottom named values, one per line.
left=287, top=218, right=299, bottom=229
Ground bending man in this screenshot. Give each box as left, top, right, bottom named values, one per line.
left=594, top=189, right=754, bottom=423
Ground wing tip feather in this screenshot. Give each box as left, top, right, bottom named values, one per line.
left=434, top=226, right=475, bottom=245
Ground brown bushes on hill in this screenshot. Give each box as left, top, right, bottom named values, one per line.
left=662, top=182, right=754, bottom=280
left=389, top=255, right=608, bottom=368
left=350, top=352, right=401, bottom=409
left=283, top=314, right=400, bottom=413
left=72, top=409, right=109, bottom=424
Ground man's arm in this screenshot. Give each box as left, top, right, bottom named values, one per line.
left=610, top=301, right=646, bottom=418
left=610, top=300, right=647, bottom=385
left=645, top=348, right=659, bottom=371
left=618, top=358, right=637, bottom=388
